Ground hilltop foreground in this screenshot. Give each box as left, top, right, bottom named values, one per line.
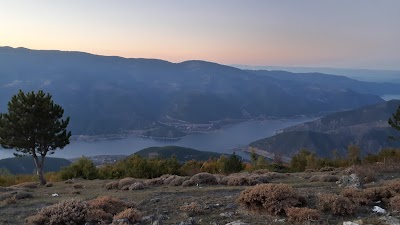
left=1, top=162, right=400, bottom=225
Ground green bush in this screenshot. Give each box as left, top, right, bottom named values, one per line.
left=59, top=157, right=99, bottom=180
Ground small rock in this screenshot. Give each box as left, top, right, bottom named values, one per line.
left=153, top=220, right=163, bottom=225
left=380, top=216, right=400, bottom=225
left=220, top=212, right=234, bottom=217
left=343, top=222, right=360, bottom=225
left=113, top=218, right=129, bottom=223
left=338, top=173, right=362, bottom=189
left=150, top=197, right=161, bottom=203
left=51, top=193, right=59, bottom=197
left=225, top=221, right=249, bottom=225
left=179, top=217, right=196, bottom=225
left=225, top=203, right=237, bottom=210
left=373, top=206, right=387, bottom=214
left=45, top=183, right=53, bottom=187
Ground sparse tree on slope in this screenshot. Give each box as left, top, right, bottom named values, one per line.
left=389, top=104, right=400, bottom=140
left=0, top=90, right=71, bottom=185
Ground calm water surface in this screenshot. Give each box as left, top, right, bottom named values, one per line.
left=0, top=117, right=315, bottom=159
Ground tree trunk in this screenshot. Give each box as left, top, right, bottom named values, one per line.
left=33, top=155, right=47, bottom=185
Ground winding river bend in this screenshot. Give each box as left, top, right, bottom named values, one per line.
left=0, top=117, right=316, bottom=160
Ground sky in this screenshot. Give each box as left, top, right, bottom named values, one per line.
left=1, top=0, right=400, bottom=70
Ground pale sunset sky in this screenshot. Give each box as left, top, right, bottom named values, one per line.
left=1, top=0, right=399, bottom=70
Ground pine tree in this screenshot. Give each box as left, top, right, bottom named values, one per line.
left=0, top=90, right=71, bottom=184
left=389, top=104, right=400, bottom=140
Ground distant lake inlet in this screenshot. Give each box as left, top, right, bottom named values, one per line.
left=0, top=117, right=316, bottom=160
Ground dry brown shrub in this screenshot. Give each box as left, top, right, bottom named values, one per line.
left=389, top=195, right=400, bottom=212
left=112, top=208, right=142, bottom=224
left=189, top=172, right=218, bottom=185
left=223, top=174, right=270, bottom=186
left=363, top=187, right=392, bottom=202
left=4, top=196, right=17, bottom=204
left=14, top=191, right=32, bottom=200
left=213, top=174, right=225, bottom=184
left=182, top=179, right=195, bottom=187
left=385, top=180, right=400, bottom=194
left=144, top=177, right=164, bottom=186
left=86, top=208, right=113, bottom=224
left=118, top=177, right=136, bottom=189
left=316, top=193, right=355, bottom=215
left=25, top=198, right=87, bottom=225
left=346, top=165, right=376, bottom=183
left=341, top=188, right=369, bottom=205
left=104, top=181, right=119, bottom=190
left=180, top=201, right=204, bottom=215
left=128, top=182, right=145, bottom=190
left=88, top=196, right=127, bottom=215
left=286, top=207, right=321, bottom=224
left=309, top=175, right=338, bottom=183
left=25, top=214, right=47, bottom=225
left=169, top=176, right=188, bottom=186
left=237, top=183, right=303, bottom=215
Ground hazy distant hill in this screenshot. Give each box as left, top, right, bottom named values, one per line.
left=134, top=146, right=222, bottom=162
left=250, top=100, right=400, bottom=157
left=0, top=47, right=392, bottom=135
left=0, top=157, right=71, bottom=174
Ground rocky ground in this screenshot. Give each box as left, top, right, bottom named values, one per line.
left=1, top=166, right=400, bottom=225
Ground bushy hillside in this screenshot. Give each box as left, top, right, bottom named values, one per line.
left=0, top=47, right=388, bottom=135
left=250, top=100, right=400, bottom=156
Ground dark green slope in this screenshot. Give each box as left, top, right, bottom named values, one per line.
left=134, top=146, right=222, bottom=162
left=0, top=156, right=71, bottom=174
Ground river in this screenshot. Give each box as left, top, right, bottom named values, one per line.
left=0, top=117, right=316, bottom=160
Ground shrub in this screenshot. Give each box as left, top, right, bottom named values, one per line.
left=182, top=179, right=195, bottom=187
left=104, top=181, right=119, bottom=190
left=237, top=183, right=303, bottom=215
left=385, top=180, right=400, bottom=194
left=112, top=208, right=142, bottom=224
left=87, top=196, right=127, bottom=215
left=59, top=157, right=99, bottom=180
left=286, top=207, right=321, bottom=224
left=390, top=195, right=400, bottom=212
left=363, top=187, right=392, bottom=202
left=25, top=198, right=87, bottom=225
left=222, top=153, right=245, bottom=174
left=340, top=188, right=369, bottom=205
left=169, top=176, right=188, bottom=186
left=86, top=208, right=112, bottom=224
left=222, top=173, right=270, bottom=186
left=189, top=172, right=218, bottom=186
left=180, top=201, right=203, bottom=215
left=128, top=182, right=145, bottom=190
left=118, top=177, right=137, bottom=189
left=316, top=194, right=356, bottom=215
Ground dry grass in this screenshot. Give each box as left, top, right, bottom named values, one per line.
left=87, top=196, right=128, bottom=215
left=180, top=201, right=204, bottom=215
left=237, top=183, right=304, bottom=215
left=25, top=198, right=88, bottom=225
left=112, top=208, right=142, bottom=224
left=390, top=195, right=400, bottom=212
left=316, top=193, right=356, bottom=216
left=286, top=207, right=321, bottom=224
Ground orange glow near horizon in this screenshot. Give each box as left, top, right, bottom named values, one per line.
left=1, top=0, right=400, bottom=70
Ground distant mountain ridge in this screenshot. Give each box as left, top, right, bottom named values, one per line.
left=0, top=47, right=394, bottom=135
left=249, top=100, right=400, bottom=157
